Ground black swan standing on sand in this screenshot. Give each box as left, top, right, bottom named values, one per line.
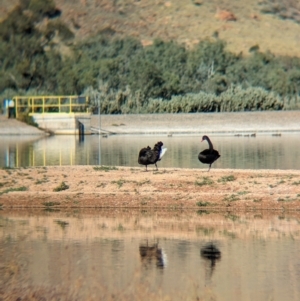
left=198, top=135, right=220, bottom=171
left=138, top=141, right=167, bottom=171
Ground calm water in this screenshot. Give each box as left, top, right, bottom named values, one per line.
left=0, top=133, right=300, bottom=169
left=1, top=210, right=300, bottom=300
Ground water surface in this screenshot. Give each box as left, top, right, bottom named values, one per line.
left=0, top=133, right=300, bottom=169
left=1, top=210, right=300, bottom=300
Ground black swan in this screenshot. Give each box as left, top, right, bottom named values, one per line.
left=198, top=135, right=220, bottom=171
left=138, top=141, right=167, bottom=171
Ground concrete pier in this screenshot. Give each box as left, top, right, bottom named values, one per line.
left=32, top=113, right=92, bottom=135
left=0, top=112, right=92, bottom=135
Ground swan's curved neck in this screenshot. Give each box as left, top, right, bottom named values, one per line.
left=206, top=138, right=214, bottom=150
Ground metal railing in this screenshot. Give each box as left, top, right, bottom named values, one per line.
left=13, top=95, right=89, bottom=118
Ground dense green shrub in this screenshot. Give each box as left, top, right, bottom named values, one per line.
left=44, top=20, right=74, bottom=41
left=85, top=85, right=291, bottom=114
left=219, top=85, right=284, bottom=111
left=28, top=0, right=58, bottom=20
left=0, top=6, right=38, bottom=42
left=0, top=5, right=47, bottom=91
left=17, top=113, right=38, bottom=127
left=147, top=86, right=285, bottom=113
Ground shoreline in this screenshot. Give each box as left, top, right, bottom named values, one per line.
left=1, top=165, right=300, bottom=211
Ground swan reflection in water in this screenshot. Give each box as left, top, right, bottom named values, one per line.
left=139, top=241, right=167, bottom=269
left=200, top=242, right=221, bottom=280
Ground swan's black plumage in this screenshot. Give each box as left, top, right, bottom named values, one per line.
left=138, top=141, right=165, bottom=171
left=198, top=135, right=220, bottom=171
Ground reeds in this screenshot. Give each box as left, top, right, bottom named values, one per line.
left=86, top=84, right=290, bottom=114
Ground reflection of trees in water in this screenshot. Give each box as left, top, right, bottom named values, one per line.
left=139, top=241, right=166, bottom=269
left=200, top=242, right=221, bottom=281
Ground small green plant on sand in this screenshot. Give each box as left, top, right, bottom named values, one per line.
left=43, top=201, right=61, bottom=207
left=35, top=178, right=48, bottom=184
left=277, top=197, right=291, bottom=202
left=0, top=186, right=27, bottom=195
left=237, top=191, right=250, bottom=195
left=223, top=194, right=240, bottom=202
left=195, top=177, right=214, bottom=186
left=136, top=179, right=151, bottom=186
left=93, top=166, right=118, bottom=172
left=112, top=179, right=126, bottom=188
left=53, top=182, right=69, bottom=192
left=196, top=201, right=213, bottom=207
left=218, top=175, right=236, bottom=183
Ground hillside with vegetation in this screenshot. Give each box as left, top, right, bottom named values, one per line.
left=1, top=0, right=300, bottom=114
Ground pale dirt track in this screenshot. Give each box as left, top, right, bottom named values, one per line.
left=1, top=165, right=300, bottom=212
left=93, top=111, right=300, bottom=135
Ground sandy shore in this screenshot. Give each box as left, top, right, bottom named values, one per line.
left=0, top=115, right=46, bottom=135
left=1, top=165, right=299, bottom=212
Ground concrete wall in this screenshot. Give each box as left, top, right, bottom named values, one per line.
left=32, top=113, right=92, bottom=135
